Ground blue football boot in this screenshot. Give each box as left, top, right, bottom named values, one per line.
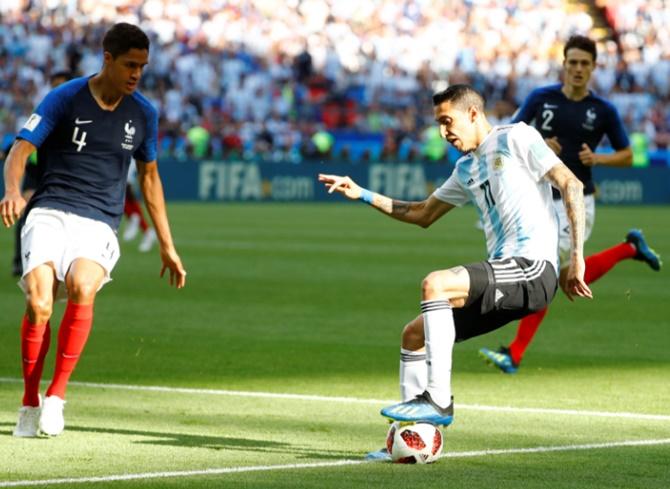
left=479, top=346, right=519, bottom=374
left=626, top=229, right=662, bottom=271
left=364, top=448, right=392, bottom=462
left=380, top=391, right=454, bottom=426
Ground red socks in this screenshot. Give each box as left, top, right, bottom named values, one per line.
left=21, top=316, right=51, bottom=407
left=45, top=302, right=94, bottom=399
left=509, top=242, right=636, bottom=365
left=123, top=197, right=149, bottom=232
left=509, top=308, right=547, bottom=365
left=583, top=242, right=636, bottom=284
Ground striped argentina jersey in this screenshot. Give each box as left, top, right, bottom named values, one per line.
left=433, top=122, right=561, bottom=272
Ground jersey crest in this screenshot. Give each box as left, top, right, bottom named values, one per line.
left=122, top=120, right=136, bottom=150
left=582, top=107, right=597, bottom=130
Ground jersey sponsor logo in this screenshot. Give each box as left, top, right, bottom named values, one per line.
left=23, top=114, right=42, bottom=132
left=122, top=120, right=136, bottom=150
left=75, top=117, right=93, bottom=125
left=543, top=103, right=558, bottom=109
left=583, top=107, right=597, bottom=130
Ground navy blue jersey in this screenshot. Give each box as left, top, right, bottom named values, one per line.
left=512, top=84, right=629, bottom=196
left=17, top=76, right=158, bottom=230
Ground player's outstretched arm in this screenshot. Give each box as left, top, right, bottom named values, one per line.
left=1, top=140, right=35, bottom=227
left=318, top=173, right=453, bottom=227
left=136, top=160, right=186, bottom=289
left=545, top=162, right=592, bottom=301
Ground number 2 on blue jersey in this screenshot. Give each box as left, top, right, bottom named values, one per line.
left=541, top=110, right=554, bottom=131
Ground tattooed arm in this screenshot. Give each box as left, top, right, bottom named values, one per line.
left=366, top=193, right=454, bottom=227
left=544, top=162, right=593, bottom=300
left=546, top=163, right=585, bottom=260
left=318, top=173, right=454, bottom=227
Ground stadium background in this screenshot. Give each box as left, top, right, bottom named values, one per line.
left=1, top=1, right=669, bottom=488
left=1, top=0, right=669, bottom=202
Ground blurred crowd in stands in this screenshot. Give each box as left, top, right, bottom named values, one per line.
left=1, top=0, right=670, bottom=163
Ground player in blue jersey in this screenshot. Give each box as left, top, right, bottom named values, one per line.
left=10, top=71, right=72, bottom=277
left=479, top=35, right=661, bottom=374
left=1, top=23, right=187, bottom=437
left=319, top=84, right=591, bottom=459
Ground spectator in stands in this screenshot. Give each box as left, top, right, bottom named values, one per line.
left=1, top=0, right=669, bottom=164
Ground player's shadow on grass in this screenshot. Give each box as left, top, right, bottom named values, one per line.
left=1, top=423, right=355, bottom=460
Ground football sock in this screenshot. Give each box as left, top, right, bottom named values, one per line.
left=123, top=198, right=149, bottom=232
left=584, top=242, right=636, bottom=284
left=509, top=307, right=548, bottom=365
left=421, top=299, right=455, bottom=408
left=123, top=195, right=135, bottom=217
left=21, top=315, right=51, bottom=407
left=507, top=243, right=636, bottom=364
left=46, top=302, right=94, bottom=399
left=399, top=348, right=427, bottom=401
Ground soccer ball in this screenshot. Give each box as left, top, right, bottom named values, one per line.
left=386, top=421, right=443, bottom=464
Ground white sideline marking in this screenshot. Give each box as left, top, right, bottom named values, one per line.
left=0, top=377, right=669, bottom=422
left=2, top=438, right=670, bottom=487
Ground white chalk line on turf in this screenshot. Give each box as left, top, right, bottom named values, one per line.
left=2, top=438, right=670, bottom=487
left=1, top=377, right=669, bottom=422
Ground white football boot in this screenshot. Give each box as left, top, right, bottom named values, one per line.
left=138, top=228, right=157, bottom=253
left=122, top=214, right=141, bottom=241
left=39, top=396, right=66, bottom=436
left=13, top=397, right=42, bottom=437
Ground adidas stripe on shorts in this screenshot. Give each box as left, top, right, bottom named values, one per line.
left=453, top=257, right=558, bottom=342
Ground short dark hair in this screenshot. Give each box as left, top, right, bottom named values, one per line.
left=563, top=35, right=597, bottom=62
left=432, top=84, right=485, bottom=111
left=103, top=23, right=150, bottom=58
left=50, top=70, right=72, bottom=82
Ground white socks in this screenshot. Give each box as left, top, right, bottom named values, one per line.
left=420, top=299, right=455, bottom=408
left=399, top=348, right=427, bottom=401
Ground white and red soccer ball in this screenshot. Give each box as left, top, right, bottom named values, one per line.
left=386, top=421, right=443, bottom=464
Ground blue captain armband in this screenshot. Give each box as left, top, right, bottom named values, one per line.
left=359, top=188, right=374, bottom=205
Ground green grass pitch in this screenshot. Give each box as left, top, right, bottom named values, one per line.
left=0, top=203, right=668, bottom=488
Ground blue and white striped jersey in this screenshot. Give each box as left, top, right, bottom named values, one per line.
left=433, top=122, right=561, bottom=272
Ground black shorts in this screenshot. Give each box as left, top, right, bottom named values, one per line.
left=454, top=257, right=558, bottom=342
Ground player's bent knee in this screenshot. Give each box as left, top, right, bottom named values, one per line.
left=67, top=280, right=99, bottom=303
left=421, top=272, right=441, bottom=299
left=26, top=293, right=53, bottom=323
left=421, top=271, right=454, bottom=300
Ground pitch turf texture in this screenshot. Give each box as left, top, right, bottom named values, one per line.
left=1, top=203, right=668, bottom=488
